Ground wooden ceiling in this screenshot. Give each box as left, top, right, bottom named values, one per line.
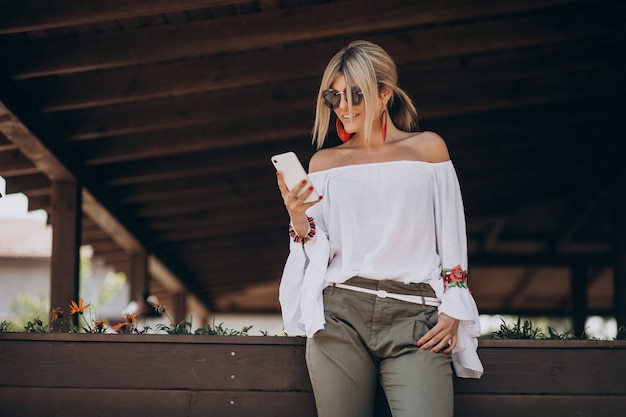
left=1, top=0, right=624, bottom=318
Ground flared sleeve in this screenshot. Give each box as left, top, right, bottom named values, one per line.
left=432, top=161, right=484, bottom=379
left=279, top=174, right=330, bottom=338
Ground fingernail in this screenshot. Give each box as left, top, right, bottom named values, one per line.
left=308, top=186, right=314, bottom=191
left=431, top=349, right=437, bottom=353
left=301, top=179, right=307, bottom=184
left=417, top=341, right=423, bottom=347
left=276, top=171, right=280, bottom=176
left=318, top=196, right=323, bottom=200
left=420, top=347, right=427, bottom=351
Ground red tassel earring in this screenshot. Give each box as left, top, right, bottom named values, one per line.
left=336, top=118, right=352, bottom=142
left=381, top=108, right=387, bottom=141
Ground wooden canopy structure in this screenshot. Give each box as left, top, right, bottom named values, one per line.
left=0, top=0, right=624, bottom=332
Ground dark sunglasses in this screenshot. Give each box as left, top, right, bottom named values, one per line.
left=322, top=86, right=363, bottom=109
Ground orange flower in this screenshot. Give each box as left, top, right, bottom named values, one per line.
left=112, top=312, right=137, bottom=333
left=69, top=298, right=91, bottom=315
left=112, top=322, right=129, bottom=332
left=94, top=320, right=108, bottom=331
left=122, top=312, right=137, bottom=325
left=50, top=307, right=64, bottom=321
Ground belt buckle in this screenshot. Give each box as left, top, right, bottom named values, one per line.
left=376, top=290, right=388, bottom=298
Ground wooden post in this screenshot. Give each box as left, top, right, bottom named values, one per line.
left=571, top=263, right=587, bottom=338
left=50, top=180, right=81, bottom=330
left=615, top=171, right=626, bottom=332
left=129, top=250, right=148, bottom=303
left=172, top=291, right=187, bottom=324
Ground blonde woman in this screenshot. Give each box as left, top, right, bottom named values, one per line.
left=276, top=40, right=483, bottom=417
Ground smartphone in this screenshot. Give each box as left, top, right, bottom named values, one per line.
left=271, top=151, right=320, bottom=203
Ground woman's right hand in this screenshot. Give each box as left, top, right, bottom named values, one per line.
left=276, top=171, right=322, bottom=236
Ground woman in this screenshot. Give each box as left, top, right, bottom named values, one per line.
left=276, top=40, right=483, bottom=417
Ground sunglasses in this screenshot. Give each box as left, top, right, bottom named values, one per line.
left=322, top=86, right=363, bottom=109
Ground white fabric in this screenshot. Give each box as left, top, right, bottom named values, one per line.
left=279, top=160, right=484, bottom=378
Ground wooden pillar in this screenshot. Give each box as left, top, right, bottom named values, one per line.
left=172, top=291, right=187, bottom=324
left=615, top=171, right=626, bottom=331
left=50, top=180, right=81, bottom=330
left=571, top=263, right=587, bottom=338
left=129, top=250, right=148, bottom=303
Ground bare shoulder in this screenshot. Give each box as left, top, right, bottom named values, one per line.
left=409, top=131, right=450, bottom=163
left=309, top=148, right=340, bottom=173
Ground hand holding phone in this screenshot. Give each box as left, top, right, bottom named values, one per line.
left=271, top=152, right=320, bottom=203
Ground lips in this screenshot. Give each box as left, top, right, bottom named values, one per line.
left=341, top=113, right=359, bottom=121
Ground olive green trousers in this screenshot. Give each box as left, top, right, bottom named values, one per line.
left=306, top=277, right=453, bottom=417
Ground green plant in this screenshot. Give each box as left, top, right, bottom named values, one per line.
left=4, top=298, right=265, bottom=337
left=24, top=317, right=49, bottom=333
left=490, top=317, right=545, bottom=339
left=546, top=326, right=577, bottom=340
left=0, top=320, right=13, bottom=332
left=194, top=320, right=252, bottom=336
left=153, top=305, right=193, bottom=335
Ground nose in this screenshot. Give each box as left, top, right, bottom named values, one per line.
left=338, top=92, right=349, bottom=109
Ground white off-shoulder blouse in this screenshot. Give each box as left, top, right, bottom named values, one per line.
left=279, top=160, right=483, bottom=378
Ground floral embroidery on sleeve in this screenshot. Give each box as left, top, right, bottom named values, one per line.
left=441, top=264, right=468, bottom=292
left=288, top=216, right=316, bottom=244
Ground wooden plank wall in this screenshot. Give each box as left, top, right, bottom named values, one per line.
left=0, top=335, right=625, bottom=417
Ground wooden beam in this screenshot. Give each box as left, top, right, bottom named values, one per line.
left=3, top=0, right=611, bottom=78
left=78, top=115, right=310, bottom=166
left=51, top=63, right=625, bottom=144
left=50, top=180, right=81, bottom=330
left=27, top=22, right=623, bottom=112
left=0, top=134, right=15, bottom=150
left=143, top=206, right=284, bottom=234
left=159, top=232, right=287, bottom=253
left=81, top=190, right=142, bottom=253
left=4, top=173, right=51, bottom=195
left=114, top=171, right=271, bottom=205
left=94, top=144, right=277, bottom=186
left=0, top=0, right=254, bottom=34
left=0, top=149, right=39, bottom=177
left=148, top=256, right=184, bottom=294
left=0, top=101, right=74, bottom=181
left=52, top=78, right=314, bottom=141
left=130, top=192, right=279, bottom=219
left=26, top=194, right=51, bottom=212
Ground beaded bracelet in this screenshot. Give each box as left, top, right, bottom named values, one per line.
left=441, top=264, right=468, bottom=292
left=289, top=216, right=316, bottom=244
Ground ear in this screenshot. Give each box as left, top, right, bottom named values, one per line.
left=379, top=84, right=393, bottom=106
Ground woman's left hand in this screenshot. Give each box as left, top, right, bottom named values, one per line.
left=416, top=312, right=459, bottom=354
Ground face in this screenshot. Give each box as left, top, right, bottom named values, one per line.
left=327, top=74, right=365, bottom=135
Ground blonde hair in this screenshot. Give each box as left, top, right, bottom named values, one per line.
left=312, top=40, right=418, bottom=149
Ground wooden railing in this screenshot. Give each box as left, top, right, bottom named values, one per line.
left=0, top=333, right=625, bottom=416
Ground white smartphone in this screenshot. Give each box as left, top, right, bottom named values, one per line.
left=271, top=151, right=320, bottom=203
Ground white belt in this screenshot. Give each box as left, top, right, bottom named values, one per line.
left=334, top=283, right=441, bottom=307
